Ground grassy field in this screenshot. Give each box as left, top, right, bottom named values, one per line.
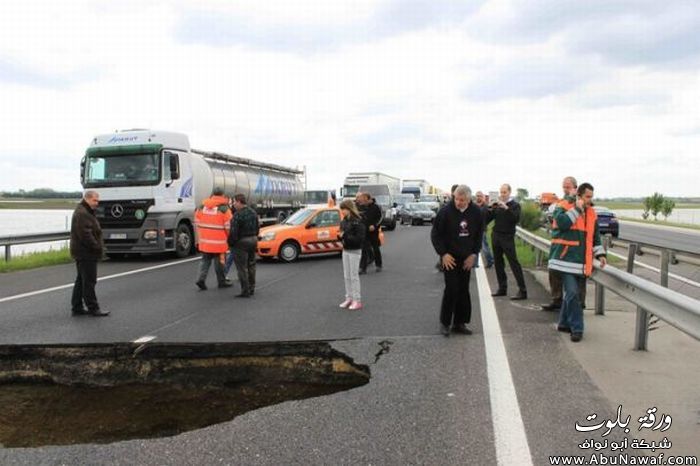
left=597, top=201, right=700, bottom=210
left=0, top=198, right=79, bottom=210
left=617, top=216, right=700, bottom=232
left=0, top=248, right=72, bottom=273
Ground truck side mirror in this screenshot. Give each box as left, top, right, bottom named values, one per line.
left=80, top=156, right=86, bottom=185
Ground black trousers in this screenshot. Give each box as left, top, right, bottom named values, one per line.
left=492, top=232, right=526, bottom=292
left=548, top=269, right=587, bottom=307
left=71, top=260, right=99, bottom=311
left=360, top=232, right=382, bottom=269
left=440, top=266, right=472, bottom=326
left=232, top=236, right=257, bottom=293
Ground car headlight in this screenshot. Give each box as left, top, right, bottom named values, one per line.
left=260, top=232, right=276, bottom=241
left=143, top=230, right=158, bottom=240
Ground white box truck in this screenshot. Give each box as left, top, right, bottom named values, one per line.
left=401, top=179, right=431, bottom=199
left=341, top=172, right=400, bottom=200
left=81, top=129, right=304, bottom=258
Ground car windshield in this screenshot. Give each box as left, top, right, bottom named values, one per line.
left=283, top=208, right=316, bottom=225
left=407, top=203, right=429, bottom=211
left=84, top=152, right=160, bottom=187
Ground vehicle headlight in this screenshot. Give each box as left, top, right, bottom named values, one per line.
left=260, top=232, right=276, bottom=241
left=143, top=230, right=158, bottom=240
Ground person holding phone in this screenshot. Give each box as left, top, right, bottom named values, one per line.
left=486, top=184, right=527, bottom=300
left=548, top=182, right=607, bottom=342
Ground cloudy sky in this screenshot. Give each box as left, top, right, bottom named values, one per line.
left=1, top=0, right=699, bottom=198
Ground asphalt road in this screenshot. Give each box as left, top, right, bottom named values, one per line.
left=0, top=225, right=658, bottom=464
left=620, top=220, right=700, bottom=255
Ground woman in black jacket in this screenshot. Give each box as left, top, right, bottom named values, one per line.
left=338, top=199, right=366, bottom=310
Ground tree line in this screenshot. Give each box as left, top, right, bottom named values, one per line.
left=642, top=192, right=675, bottom=221
left=1, top=188, right=82, bottom=199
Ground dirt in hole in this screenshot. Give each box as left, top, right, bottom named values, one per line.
left=0, top=380, right=355, bottom=448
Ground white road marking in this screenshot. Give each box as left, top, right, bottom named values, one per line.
left=0, top=256, right=201, bottom=304
left=133, top=335, right=157, bottom=344
left=475, top=257, right=534, bottom=466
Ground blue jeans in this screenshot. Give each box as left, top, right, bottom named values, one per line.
left=476, top=235, right=494, bottom=267
left=224, top=248, right=235, bottom=276
left=559, top=273, right=584, bottom=334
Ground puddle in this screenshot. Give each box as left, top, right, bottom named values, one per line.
left=0, top=342, right=369, bottom=448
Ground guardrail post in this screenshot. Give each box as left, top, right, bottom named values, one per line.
left=660, top=250, right=670, bottom=288
left=628, top=244, right=649, bottom=350
left=4, top=245, right=10, bottom=262
left=535, top=249, right=543, bottom=267
left=594, top=282, right=605, bottom=316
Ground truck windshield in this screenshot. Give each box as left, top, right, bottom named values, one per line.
left=283, top=208, right=316, bottom=225
left=304, top=191, right=330, bottom=204
left=343, top=185, right=359, bottom=197
left=84, top=152, right=160, bottom=187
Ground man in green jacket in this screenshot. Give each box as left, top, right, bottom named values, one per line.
left=548, top=183, right=607, bottom=342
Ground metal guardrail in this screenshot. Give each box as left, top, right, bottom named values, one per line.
left=515, top=226, right=700, bottom=350
left=0, top=231, right=70, bottom=261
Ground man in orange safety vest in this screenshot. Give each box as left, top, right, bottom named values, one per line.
left=194, top=187, right=233, bottom=290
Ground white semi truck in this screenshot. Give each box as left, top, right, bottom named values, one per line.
left=341, top=172, right=401, bottom=200
left=81, top=129, right=304, bottom=258
left=401, top=179, right=431, bottom=199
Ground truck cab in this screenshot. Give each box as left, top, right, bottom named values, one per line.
left=81, top=130, right=199, bottom=258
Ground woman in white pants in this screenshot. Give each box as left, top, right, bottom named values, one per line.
left=338, top=199, right=366, bottom=310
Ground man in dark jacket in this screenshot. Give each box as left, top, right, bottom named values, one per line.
left=486, top=183, right=527, bottom=300
left=70, top=190, right=109, bottom=316
left=357, top=193, right=383, bottom=273
left=229, top=194, right=260, bottom=298
left=431, top=185, right=483, bottom=336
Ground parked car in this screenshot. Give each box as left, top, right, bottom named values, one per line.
left=257, top=205, right=385, bottom=262
left=399, top=203, right=437, bottom=225
left=594, top=206, right=619, bottom=237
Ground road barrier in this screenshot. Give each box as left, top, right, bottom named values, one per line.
left=516, top=226, right=700, bottom=350
left=0, top=231, right=70, bottom=262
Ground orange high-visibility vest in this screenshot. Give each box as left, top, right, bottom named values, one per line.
left=551, top=199, right=598, bottom=276
left=195, top=195, right=232, bottom=254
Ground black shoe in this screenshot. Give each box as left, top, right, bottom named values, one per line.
left=89, top=308, right=110, bottom=317
left=510, top=290, right=527, bottom=300
left=71, top=307, right=89, bottom=316
left=452, top=324, right=473, bottom=335
left=541, top=302, right=561, bottom=311
left=235, top=292, right=251, bottom=298
left=485, top=262, right=494, bottom=269
left=440, top=324, right=450, bottom=337
left=196, top=280, right=207, bottom=290
left=375, top=266, right=382, bottom=272
left=557, top=325, right=571, bottom=333
left=249, top=289, right=255, bottom=296
left=570, top=333, right=583, bottom=342
left=218, top=281, right=233, bottom=288
left=491, top=290, right=507, bottom=297
left=359, top=269, right=367, bottom=275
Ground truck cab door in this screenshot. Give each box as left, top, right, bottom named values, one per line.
left=162, top=151, right=186, bottom=207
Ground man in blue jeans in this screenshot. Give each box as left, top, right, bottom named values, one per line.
left=548, top=183, right=607, bottom=342
left=474, top=191, right=494, bottom=268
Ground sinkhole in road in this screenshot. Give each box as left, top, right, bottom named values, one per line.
left=0, top=341, right=370, bottom=448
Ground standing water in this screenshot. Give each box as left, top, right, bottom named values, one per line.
left=0, top=209, right=73, bottom=257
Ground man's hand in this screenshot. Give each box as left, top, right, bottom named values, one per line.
left=576, top=198, right=585, bottom=210
left=369, top=225, right=376, bottom=232
left=463, top=254, right=476, bottom=271
left=598, top=256, right=607, bottom=268
left=498, top=201, right=508, bottom=209
left=442, top=253, right=456, bottom=271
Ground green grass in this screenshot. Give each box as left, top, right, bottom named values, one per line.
left=0, top=198, right=79, bottom=210
left=0, top=248, right=72, bottom=273
left=618, top=216, right=700, bottom=231
left=598, top=201, right=700, bottom=210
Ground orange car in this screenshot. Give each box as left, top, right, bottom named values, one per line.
left=257, top=205, right=384, bottom=262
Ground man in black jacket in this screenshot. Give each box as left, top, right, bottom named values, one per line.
left=431, top=185, right=483, bottom=336
left=70, top=190, right=109, bottom=316
left=357, top=193, right=383, bottom=274
left=229, top=194, right=260, bottom=298
left=486, top=183, right=527, bottom=300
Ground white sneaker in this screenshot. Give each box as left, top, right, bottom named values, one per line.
left=348, top=301, right=363, bottom=310
left=339, top=298, right=352, bottom=308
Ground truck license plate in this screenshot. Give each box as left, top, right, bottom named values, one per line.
left=109, top=233, right=127, bottom=240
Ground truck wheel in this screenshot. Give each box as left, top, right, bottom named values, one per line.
left=278, top=241, right=300, bottom=262
left=175, top=223, right=193, bottom=258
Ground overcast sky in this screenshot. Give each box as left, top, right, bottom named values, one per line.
left=1, top=0, right=699, bottom=198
